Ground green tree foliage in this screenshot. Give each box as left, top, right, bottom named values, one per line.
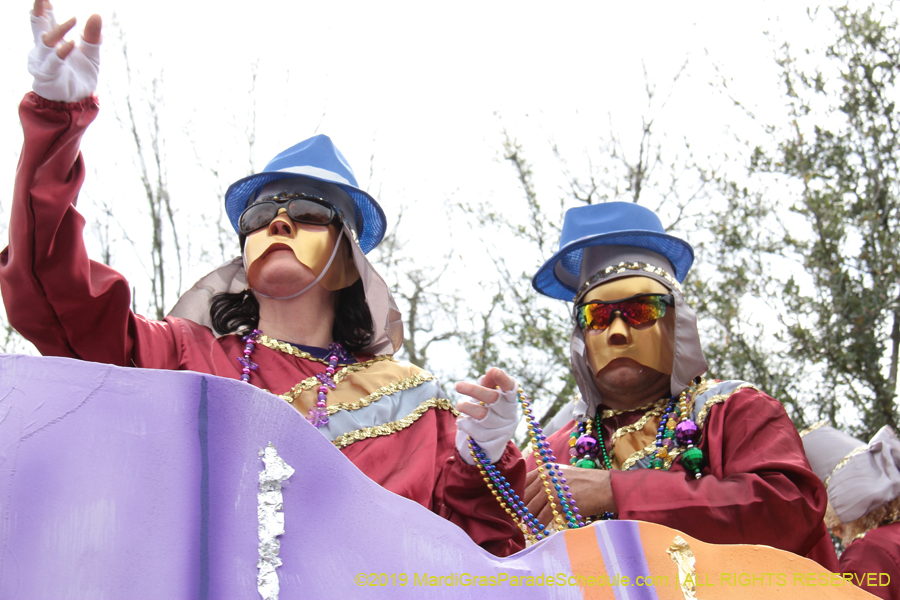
left=705, top=4, right=900, bottom=438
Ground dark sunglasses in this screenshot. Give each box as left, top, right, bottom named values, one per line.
left=574, top=293, right=674, bottom=331
left=238, top=193, right=341, bottom=236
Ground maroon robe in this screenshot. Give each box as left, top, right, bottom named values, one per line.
left=840, top=522, right=900, bottom=599
left=528, top=387, right=840, bottom=570
left=0, top=92, right=525, bottom=557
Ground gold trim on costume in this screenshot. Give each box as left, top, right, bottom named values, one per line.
left=663, top=447, right=686, bottom=470
left=690, top=378, right=716, bottom=401
left=620, top=444, right=657, bottom=471
left=274, top=378, right=318, bottom=402
left=609, top=406, right=666, bottom=447
left=274, top=363, right=365, bottom=403
left=608, top=388, right=696, bottom=449
left=824, top=446, right=868, bottom=489
left=269, top=356, right=396, bottom=404
left=326, top=373, right=436, bottom=414
left=600, top=396, right=669, bottom=420
left=605, top=389, right=694, bottom=470
left=257, top=334, right=392, bottom=366
left=696, top=384, right=758, bottom=428
left=798, top=420, right=829, bottom=438
left=612, top=382, right=751, bottom=471
left=257, top=335, right=330, bottom=364
left=617, top=443, right=686, bottom=471
left=332, top=398, right=459, bottom=449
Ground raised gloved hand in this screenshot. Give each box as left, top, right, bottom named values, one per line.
left=28, top=0, right=102, bottom=103
left=455, top=368, right=521, bottom=465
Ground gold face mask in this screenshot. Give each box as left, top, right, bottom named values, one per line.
left=581, top=276, right=675, bottom=376
left=244, top=211, right=360, bottom=292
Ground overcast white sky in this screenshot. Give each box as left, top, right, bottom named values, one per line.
left=0, top=0, right=833, bottom=364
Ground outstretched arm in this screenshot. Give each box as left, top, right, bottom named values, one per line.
left=0, top=3, right=183, bottom=368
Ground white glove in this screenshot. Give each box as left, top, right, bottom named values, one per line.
left=28, top=8, right=100, bottom=103
left=456, top=384, right=521, bottom=466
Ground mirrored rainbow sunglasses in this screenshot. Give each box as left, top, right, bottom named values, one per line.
left=574, top=293, right=674, bottom=331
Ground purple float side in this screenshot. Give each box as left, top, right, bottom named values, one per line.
left=0, top=354, right=586, bottom=600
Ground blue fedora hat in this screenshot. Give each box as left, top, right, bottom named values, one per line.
left=532, top=202, right=694, bottom=300
left=224, top=135, right=386, bottom=254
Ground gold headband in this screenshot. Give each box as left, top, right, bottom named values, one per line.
left=576, top=261, right=684, bottom=301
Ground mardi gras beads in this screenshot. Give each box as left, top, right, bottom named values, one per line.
left=236, top=331, right=350, bottom=429
left=469, top=388, right=587, bottom=541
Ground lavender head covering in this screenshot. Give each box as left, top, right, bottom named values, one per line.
left=801, top=423, right=900, bottom=523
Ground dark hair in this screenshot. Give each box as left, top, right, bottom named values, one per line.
left=210, top=288, right=259, bottom=337
left=209, top=278, right=374, bottom=353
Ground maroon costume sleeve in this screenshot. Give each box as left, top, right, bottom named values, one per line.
left=531, top=388, right=838, bottom=570
left=1, top=93, right=527, bottom=557
left=610, top=389, right=836, bottom=567
left=438, top=440, right=526, bottom=557
left=839, top=523, right=900, bottom=600
left=0, top=93, right=183, bottom=368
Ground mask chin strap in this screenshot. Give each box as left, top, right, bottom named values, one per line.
left=251, top=228, right=346, bottom=301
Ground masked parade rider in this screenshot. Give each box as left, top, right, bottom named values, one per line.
left=802, top=424, right=900, bottom=598
left=0, top=1, right=525, bottom=557
left=457, top=202, right=839, bottom=569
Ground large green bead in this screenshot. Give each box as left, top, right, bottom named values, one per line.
left=575, top=458, right=598, bottom=469
left=681, top=447, right=705, bottom=473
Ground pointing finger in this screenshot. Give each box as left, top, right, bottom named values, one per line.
left=42, top=16, right=75, bottom=49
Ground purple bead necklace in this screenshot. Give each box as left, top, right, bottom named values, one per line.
left=570, top=387, right=705, bottom=479
left=237, top=329, right=350, bottom=429
left=308, top=342, right=351, bottom=428
left=471, top=385, right=709, bottom=543
left=521, top=389, right=585, bottom=531
left=468, top=388, right=584, bottom=544
left=238, top=329, right=262, bottom=382
left=468, top=438, right=546, bottom=542
left=569, top=417, right=616, bottom=520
